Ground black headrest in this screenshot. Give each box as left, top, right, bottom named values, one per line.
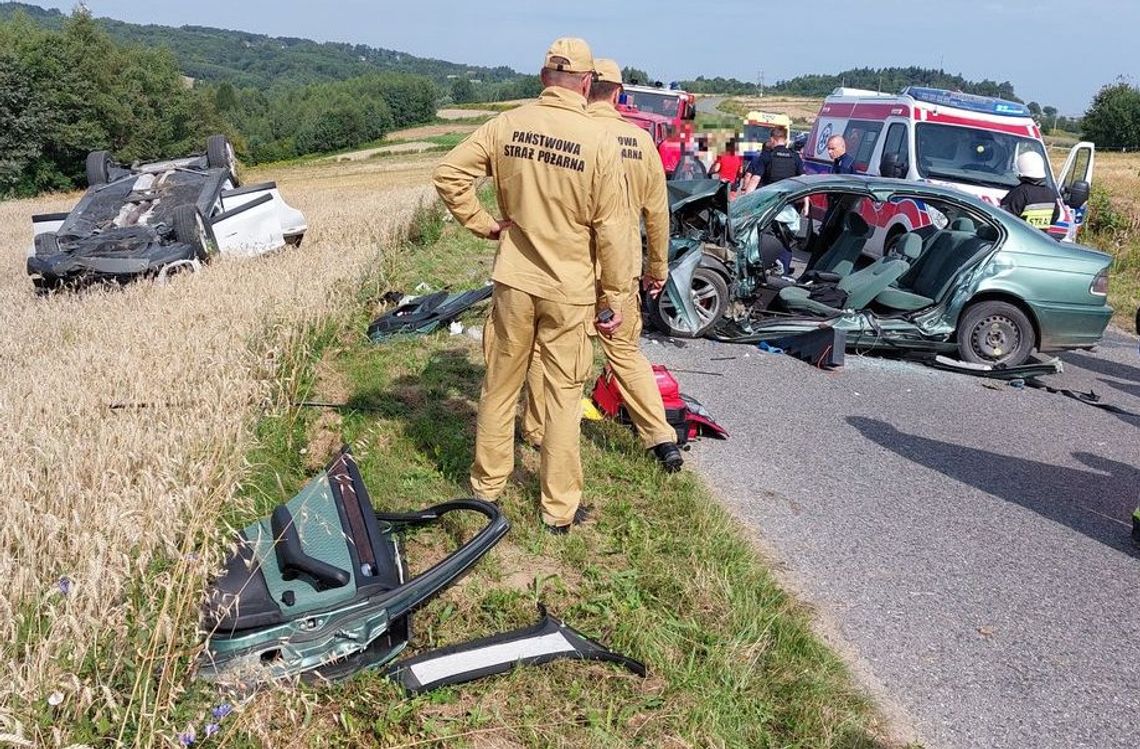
left=977, top=225, right=999, bottom=242
left=843, top=211, right=871, bottom=238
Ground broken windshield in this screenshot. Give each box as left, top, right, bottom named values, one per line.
left=915, top=123, right=1055, bottom=191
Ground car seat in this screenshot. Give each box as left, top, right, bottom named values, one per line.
left=777, top=233, right=922, bottom=316
left=874, top=224, right=999, bottom=311
left=802, top=211, right=873, bottom=281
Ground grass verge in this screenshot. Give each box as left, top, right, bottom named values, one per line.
left=208, top=190, right=897, bottom=747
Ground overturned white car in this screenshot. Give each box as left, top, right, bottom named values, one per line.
left=27, top=135, right=306, bottom=289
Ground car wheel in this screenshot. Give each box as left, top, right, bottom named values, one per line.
left=34, top=232, right=60, bottom=257
left=86, top=150, right=111, bottom=187
left=172, top=205, right=218, bottom=262
left=207, top=134, right=239, bottom=184
left=957, top=301, right=1034, bottom=367
left=651, top=266, right=729, bottom=338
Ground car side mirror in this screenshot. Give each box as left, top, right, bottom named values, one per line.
left=1065, top=180, right=1090, bottom=210
left=879, top=152, right=905, bottom=178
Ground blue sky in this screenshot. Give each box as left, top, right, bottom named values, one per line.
left=38, top=0, right=1135, bottom=114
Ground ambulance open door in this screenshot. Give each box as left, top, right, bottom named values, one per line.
left=1056, top=141, right=1095, bottom=236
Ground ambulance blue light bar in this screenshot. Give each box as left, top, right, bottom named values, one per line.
left=902, top=87, right=1031, bottom=118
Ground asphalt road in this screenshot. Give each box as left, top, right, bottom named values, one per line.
left=646, top=328, right=1140, bottom=749
left=696, top=95, right=727, bottom=115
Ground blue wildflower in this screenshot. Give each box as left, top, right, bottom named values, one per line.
left=58, top=577, right=72, bottom=596
left=211, top=703, right=233, bottom=721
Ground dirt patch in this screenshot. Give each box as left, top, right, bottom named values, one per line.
left=329, top=142, right=438, bottom=162
left=313, top=350, right=351, bottom=403
left=437, top=108, right=496, bottom=120
left=389, top=123, right=479, bottom=141
left=496, top=542, right=582, bottom=591
left=304, top=409, right=344, bottom=471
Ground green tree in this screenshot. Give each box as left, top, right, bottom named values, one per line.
left=1082, top=81, right=1140, bottom=148
left=451, top=76, right=474, bottom=104
left=215, top=81, right=238, bottom=112
left=622, top=66, right=650, bottom=85
left=0, top=10, right=228, bottom=195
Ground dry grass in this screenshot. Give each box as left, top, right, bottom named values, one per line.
left=1088, top=150, right=1140, bottom=219
left=0, top=153, right=441, bottom=745
left=1059, top=150, right=1140, bottom=325
left=719, top=95, right=824, bottom=125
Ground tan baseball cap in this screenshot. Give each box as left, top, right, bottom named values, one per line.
left=594, top=58, right=623, bottom=85
left=543, top=37, right=593, bottom=73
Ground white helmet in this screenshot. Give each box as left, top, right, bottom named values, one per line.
left=1016, top=151, right=1046, bottom=180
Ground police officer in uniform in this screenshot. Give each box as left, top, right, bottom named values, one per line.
left=743, top=125, right=803, bottom=193
left=433, top=38, right=631, bottom=533
left=1000, top=151, right=1059, bottom=230
left=521, top=58, right=683, bottom=473
left=744, top=125, right=804, bottom=275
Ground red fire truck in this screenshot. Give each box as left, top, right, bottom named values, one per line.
left=617, top=84, right=697, bottom=174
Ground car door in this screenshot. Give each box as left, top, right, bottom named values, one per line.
left=1056, top=141, right=1096, bottom=233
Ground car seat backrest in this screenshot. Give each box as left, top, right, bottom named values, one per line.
left=837, top=256, right=911, bottom=309
left=814, top=211, right=874, bottom=278
left=902, top=229, right=995, bottom=301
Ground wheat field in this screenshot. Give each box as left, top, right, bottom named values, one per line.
left=0, top=153, right=437, bottom=745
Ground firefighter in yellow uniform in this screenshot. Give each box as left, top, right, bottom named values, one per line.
left=433, top=38, right=631, bottom=534
left=521, top=58, right=683, bottom=472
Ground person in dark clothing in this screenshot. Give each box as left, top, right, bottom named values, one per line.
left=743, top=126, right=803, bottom=193
left=744, top=126, right=803, bottom=276
left=1000, top=151, right=1059, bottom=230
left=826, top=135, right=857, bottom=174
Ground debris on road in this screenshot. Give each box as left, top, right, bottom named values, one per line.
left=367, top=285, right=492, bottom=341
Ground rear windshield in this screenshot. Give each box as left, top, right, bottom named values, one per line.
left=915, top=123, right=1055, bottom=191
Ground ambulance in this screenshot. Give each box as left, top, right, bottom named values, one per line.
left=801, top=86, right=1095, bottom=246
left=738, top=111, right=793, bottom=160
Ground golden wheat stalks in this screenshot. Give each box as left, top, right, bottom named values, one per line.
left=0, top=155, right=436, bottom=746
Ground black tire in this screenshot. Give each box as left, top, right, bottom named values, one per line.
left=650, top=266, right=729, bottom=338
left=171, top=205, right=217, bottom=262
left=85, top=150, right=111, bottom=187
left=957, top=300, right=1035, bottom=367
left=34, top=232, right=60, bottom=257
left=284, top=233, right=304, bottom=248
left=206, top=134, right=238, bottom=183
